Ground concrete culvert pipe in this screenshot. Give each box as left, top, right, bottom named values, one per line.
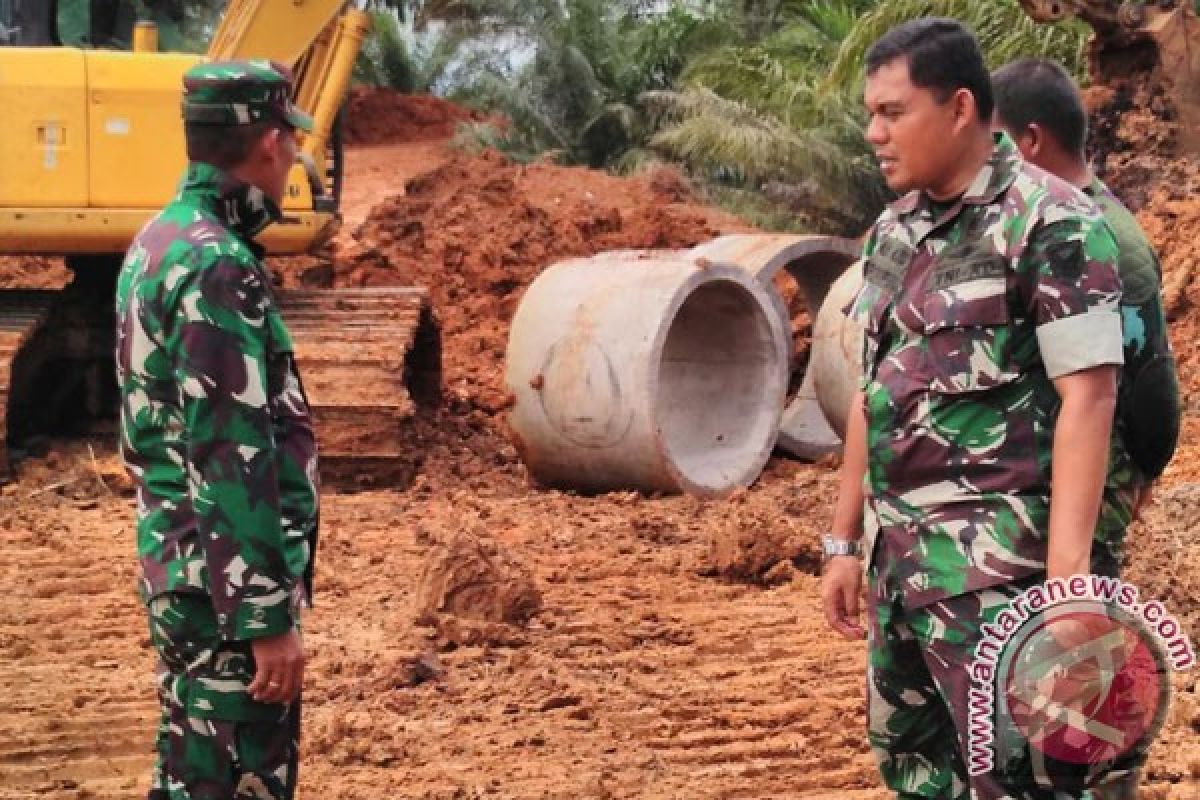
left=505, top=254, right=790, bottom=498
left=810, top=260, right=864, bottom=438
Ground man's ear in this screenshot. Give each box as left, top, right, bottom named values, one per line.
left=1023, top=123, right=1045, bottom=159
left=259, top=126, right=286, bottom=163
left=242, top=126, right=275, bottom=168
left=950, top=87, right=980, bottom=136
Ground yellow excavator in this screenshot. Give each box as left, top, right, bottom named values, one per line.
left=0, top=0, right=438, bottom=484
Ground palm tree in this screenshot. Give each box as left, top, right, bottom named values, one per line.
left=449, top=0, right=739, bottom=166
left=826, top=0, right=1086, bottom=91
left=354, top=8, right=465, bottom=93
left=646, top=0, right=1087, bottom=235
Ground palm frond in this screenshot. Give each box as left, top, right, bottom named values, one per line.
left=826, top=0, right=1086, bottom=92
left=355, top=10, right=417, bottom=91
left=644, top=88, right=885, bottom=233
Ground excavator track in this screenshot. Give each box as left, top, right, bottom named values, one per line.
left=279, top=287, right=440, bottom=490
left=0, top=291, right=55, bottom=481
left=0, top=287, right=439, bottom=489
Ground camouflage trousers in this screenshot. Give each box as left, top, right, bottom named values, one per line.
left=145, top=592, right=301, bottom=800
left=866, top=559, right=1145, bottom=799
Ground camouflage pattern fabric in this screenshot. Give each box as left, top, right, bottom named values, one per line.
left=147, top=592, right=301, bottom=799
left=867, top=564, right=1144, bottom=799
left=117, top=160, right=319, bottom=637
left=116, top=160, right=318, bottom=797
left=1086, top=177, right=1180, bottom=483
left=1087, top=175, right=1180, bottom=577
left=183, top=60, right=313, bottom=132
left=847, top=132, right=1125, bottom=609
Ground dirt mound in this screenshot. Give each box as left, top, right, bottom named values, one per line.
left=1125, top=484, right=1200, bottom=634
left=333, top=149, right=748, bottom=442
left=701, top=500, right=821, bottom=587
left=415, top=525, right=543, bottom=647
left=341, top=88, right=478, bottom=146
left=1088, top=76, right=1200, bottom=418
left=1087, top=74, right=1200, bottom=634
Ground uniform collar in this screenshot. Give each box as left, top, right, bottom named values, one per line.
left=891, top=131, right=1022, bottom=219
left=1082, top=174, right=1110, bottom=199
left=180, top=161, right=282, bottom=244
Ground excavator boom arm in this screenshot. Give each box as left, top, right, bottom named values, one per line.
left=207, top=0, right=348, bottom=64
left=207, top=0, right=371, bottom=194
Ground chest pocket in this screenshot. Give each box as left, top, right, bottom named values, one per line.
left=847, top=257, right=896, bottom=380
left=922, top=247, right=1018, bottom=394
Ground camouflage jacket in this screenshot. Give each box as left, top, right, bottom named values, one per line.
left=116, top=162, right=319, bottom=641
left=848, top=133, right=1125, bottom=608
left=1086, top=177, right=1180, bottom=482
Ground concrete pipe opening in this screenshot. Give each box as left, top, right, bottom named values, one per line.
left=505, top=256, right=789, bottom=498
left=655, top=279, right=784, bottom=494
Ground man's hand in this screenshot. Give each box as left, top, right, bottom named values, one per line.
left=821, top=557, right=865, bottom=639
left=822, top=389, right=869, bottom=640
left=248, top=629, right=304, bottom=704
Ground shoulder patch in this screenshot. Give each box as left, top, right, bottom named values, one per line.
left=1046, top=239, right=1085, bottom=281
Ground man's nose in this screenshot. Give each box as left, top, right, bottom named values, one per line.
left=866, top=115, right=887, bottom=145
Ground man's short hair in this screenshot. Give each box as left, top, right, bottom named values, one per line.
left=866, top=18, right=993, bottom=122
left=992, top=58, right=1087, bottom=156
left=184, top=121, right=278, bottom=169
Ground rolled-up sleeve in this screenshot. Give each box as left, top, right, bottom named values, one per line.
left=1027, top=218, right=1124, bottom=379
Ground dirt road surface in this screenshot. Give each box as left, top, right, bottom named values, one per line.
left=1, top=89, right=1198, bottom=799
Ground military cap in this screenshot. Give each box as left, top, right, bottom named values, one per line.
left=182, top=59, right=313, bottom=132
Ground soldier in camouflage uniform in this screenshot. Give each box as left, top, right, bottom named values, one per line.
left=992, top=58, right=1181, bottom=574
left=819, top=20, right=1139, bottom=799
left=115, top=60, right=319, bottom=800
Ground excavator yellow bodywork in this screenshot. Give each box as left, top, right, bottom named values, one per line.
left=0, top=0, right=368, bottom=254
left=0, top=0, right=437, bottom=485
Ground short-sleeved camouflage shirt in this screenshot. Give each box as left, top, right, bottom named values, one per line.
left=116, top=162, right=319, bottom=641
left=848, top=133, right=1124, bottom=608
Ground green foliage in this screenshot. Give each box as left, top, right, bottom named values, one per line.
left=53, top=0, right=220, bottom=51
left=354, top=9, right=465, bottom=93
left=448, top=0, right=735, bottom=168
left=407, top=0, right=1092, bottom=236
left=355, top=10, right=417, bottom=91
left=646, top=0, right=1088, bottom=235
left=827, top=0, right=1087, bottom=91
left=644, top=86, right=884, bottom=235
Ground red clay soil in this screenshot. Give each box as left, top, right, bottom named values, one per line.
left=1, top=87, right=1199, bottom=800
left=341, top=87, right=480, bottom=146
left=328, top=149, right=750, bottom=420
left=0, top=256, right=69, bottom=290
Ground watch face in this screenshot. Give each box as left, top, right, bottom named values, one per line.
left=823, top=536, right=859, bottom=558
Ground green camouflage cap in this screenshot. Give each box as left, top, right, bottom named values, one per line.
left=182, top=59, right=313, bottom=132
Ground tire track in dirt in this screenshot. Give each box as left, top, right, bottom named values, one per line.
left=299, top=467, right=886, bottom=799
left=0, top=488, right=155, bottom=800
left=1, top=445, right=1197, bottom=799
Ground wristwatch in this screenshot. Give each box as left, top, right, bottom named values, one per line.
left=822, top=534, right=862, bottom=560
